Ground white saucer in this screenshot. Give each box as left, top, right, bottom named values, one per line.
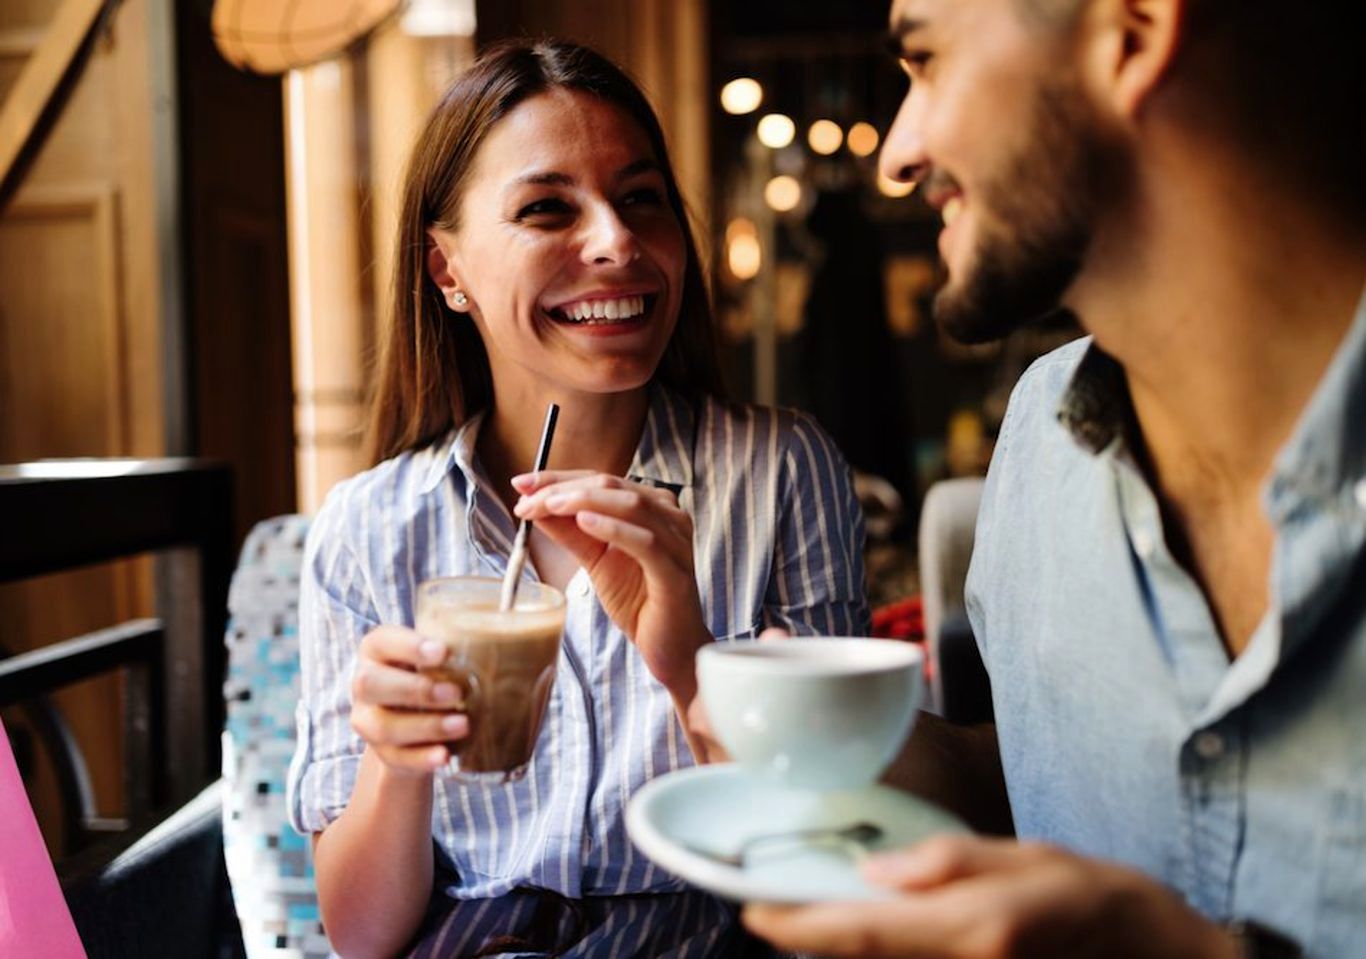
left=626, top=763, right=967, bottom=903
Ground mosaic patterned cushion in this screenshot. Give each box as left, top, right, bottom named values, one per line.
left=222, top=515, right=331, bottom=958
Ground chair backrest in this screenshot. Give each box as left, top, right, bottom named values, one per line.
left=917, top=477, right=986, bottom=716
left=221, top=515, right=330, bottom=958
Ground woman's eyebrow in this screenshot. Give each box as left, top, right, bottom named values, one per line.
left=615, top=158, right=661, bottom=182
left=886, top=13, right=927, bottom=55
left=504, top=158, right=660, bottom=197
left=510, top=171, right=574, bottom=188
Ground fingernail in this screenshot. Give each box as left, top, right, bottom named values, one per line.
left=511, top=473, right=535, bottom=490
left=429, top=747, right=449, bottom=768
left=432, top=682, right=457, bottom=703
left=578, top=511, right=602, bottom=526
left=420, top=640, right=445, bottom=663
left=512, top=497, right=530, bottom=517
left=441, top=714, right=468, bottom=735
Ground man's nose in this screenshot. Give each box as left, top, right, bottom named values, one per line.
left=878, top=87, right=929, bottom=189
left=581, top=205, right=640, bottom=266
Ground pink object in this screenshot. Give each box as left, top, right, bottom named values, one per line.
left=0, top=718, right=87, bottom=957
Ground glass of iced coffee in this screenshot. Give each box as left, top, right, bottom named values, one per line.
left=415, top=576, right=566, bottom=783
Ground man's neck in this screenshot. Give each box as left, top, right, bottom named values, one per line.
left=1068, top=153, right=1365, bottom=506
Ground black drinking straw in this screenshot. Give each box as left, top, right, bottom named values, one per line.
left=499, top=402, right=560, bottom=611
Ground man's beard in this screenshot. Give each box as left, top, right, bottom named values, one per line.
left=934, top=81, right=1124, bottom=345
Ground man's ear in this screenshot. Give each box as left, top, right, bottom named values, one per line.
left=425, top=229, right=471, bottom=313
left=1084, top=0, right=1186, bottom=120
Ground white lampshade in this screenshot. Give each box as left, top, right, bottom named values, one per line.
left=212, top=0, right=403, bottom=74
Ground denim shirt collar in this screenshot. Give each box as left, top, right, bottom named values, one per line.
left=1055, top=343, right=1131, bottom=457
left=1261, top=286, right=1366, bottom=662
left=1056, top=286, right=1366, bottom=499
left=1265, top=286, right=1366, bottom=520
left=1054, top=287, right=1366, bottom=688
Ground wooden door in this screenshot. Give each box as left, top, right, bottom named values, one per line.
left=0, top=0, right=180, bottom=855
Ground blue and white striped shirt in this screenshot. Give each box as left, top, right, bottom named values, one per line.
left=287, top=384, right=867, bottom=952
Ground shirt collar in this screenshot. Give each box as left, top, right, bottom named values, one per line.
left=625, top=382, right=695, bottom=495
left=1056, top=340, right=1132, bottom=456
left=1265, top=283, right=1366, bottom=516
left=413, top=383, right=697, bottom=496
left=417, top=410, right=487, bottom=495
left=1056, top=286, right=1366, bottom=502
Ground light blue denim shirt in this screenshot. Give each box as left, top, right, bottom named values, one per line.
left=966, top=290, right=1366, bottom=957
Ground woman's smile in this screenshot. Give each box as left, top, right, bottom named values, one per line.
left=542, top=289, right=660, bottom=334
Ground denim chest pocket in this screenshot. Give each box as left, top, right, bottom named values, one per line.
left=1312, top=785, right=1366, bottom=953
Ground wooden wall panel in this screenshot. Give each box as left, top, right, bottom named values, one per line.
left=0, top=0, right=180, bottom=855
left=0, top=185, right=126, bottom=457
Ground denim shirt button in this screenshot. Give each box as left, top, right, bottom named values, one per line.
left=1193, top=730, right=1225, bottom=760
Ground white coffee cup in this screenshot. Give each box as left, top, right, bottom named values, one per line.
left=696, top=637, right=924, bottom=791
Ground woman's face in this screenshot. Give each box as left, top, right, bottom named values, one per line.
left=428, top=88, right=687, bottom=405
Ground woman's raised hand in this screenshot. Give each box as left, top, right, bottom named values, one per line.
left=349, top=626, right=471, bottom=776
left=512, top=470, right=711, bottom=697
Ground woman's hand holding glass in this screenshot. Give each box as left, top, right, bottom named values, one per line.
left=512, top=470, right=710, bottom=697
left=349, top=626, right=471, bottom=776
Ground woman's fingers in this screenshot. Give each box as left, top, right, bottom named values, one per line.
left=510, top=469, right=598, bottom=493
left=528, top=514, right=610, bottom=568
left=355, top=628, right=462, bottom=709
left=360, top=625, right=447, bottom=670
left=351, top=660, right=464, bottom=710
left=351, top=625, right=475, bottom=774
left=516, top=485, right=691, bottom=559
left=351, top=703, right=469, bottom=748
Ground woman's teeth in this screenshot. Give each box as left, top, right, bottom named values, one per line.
left=555, top=295, right=647, bottom=324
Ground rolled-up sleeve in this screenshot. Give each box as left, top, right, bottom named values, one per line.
left=765, top=411, right=870, bottom=637
left=286, top=485, right=381, bottom=834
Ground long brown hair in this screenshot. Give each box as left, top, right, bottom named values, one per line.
left=365, top=40, right=724, bottom=466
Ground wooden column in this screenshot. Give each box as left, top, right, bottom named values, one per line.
left=283, top=61, right=368, bottom=513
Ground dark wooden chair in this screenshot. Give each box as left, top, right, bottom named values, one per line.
left=0, top=458, right=243, bottom=957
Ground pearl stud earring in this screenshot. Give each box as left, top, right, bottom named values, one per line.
left=453, top=290, right=468, bottom=307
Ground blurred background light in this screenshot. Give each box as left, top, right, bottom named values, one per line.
left=756, top=113, right=796, bottom=149
left=763, top=175, right=802, bottom=212
left=847, top=121, right=880, bottom=157
left=726, top=217, right=762, bottom=279
left=720, top=77, right=764, bottom=115
left=807, top=119, right=843, bottom=155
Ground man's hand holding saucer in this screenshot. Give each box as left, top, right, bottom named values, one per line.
left=742, top=835, right=1238, bottom=958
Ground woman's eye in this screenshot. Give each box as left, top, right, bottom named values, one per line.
left=621, top=187, right=665, bottom=208
left=516, top=198, right=572, bottom=220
